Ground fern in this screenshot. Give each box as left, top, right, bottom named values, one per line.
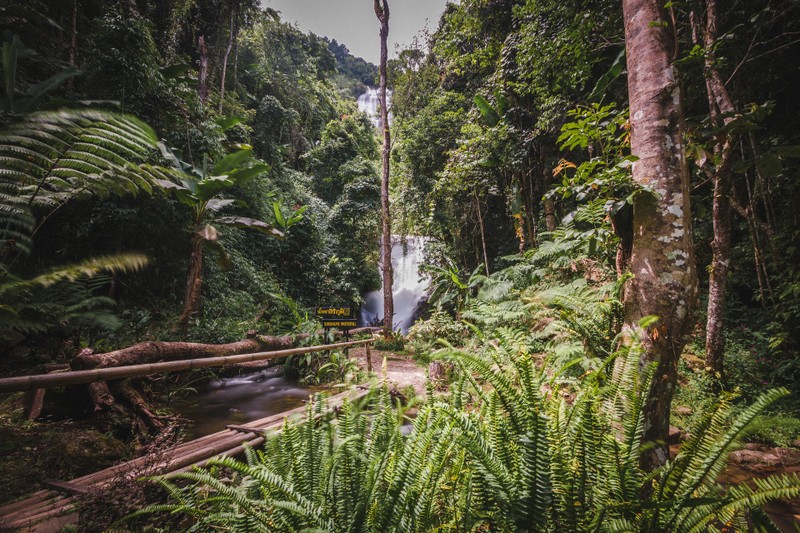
left=0, top=254, right=149, bottom=338
left=0, top=109, right=159, bottom=253
left=134, top=333, right=800, bottom=533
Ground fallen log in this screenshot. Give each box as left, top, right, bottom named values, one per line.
left=0, top=340, right=374, bottom=393
left=87, top=382, right=115, bottom=413
left=114, top=380, right=170, bottom=432
left=71, top=334, right=302, bottom=370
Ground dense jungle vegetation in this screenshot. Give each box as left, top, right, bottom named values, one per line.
left=2, top=0, right=800, bottom=531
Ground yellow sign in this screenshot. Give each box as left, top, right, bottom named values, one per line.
left=321, top=319, right=357, bottom=328
left=316, top=307, right=353, bottom=318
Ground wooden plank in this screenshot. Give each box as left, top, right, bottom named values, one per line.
left=41, top=480, right=88, bottom=496
left=0, top=388, right=371, bottom=531
left=2, top=496, right=77, bottom=530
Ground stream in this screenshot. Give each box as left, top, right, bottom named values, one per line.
left=172, top=366, right=314, bottom=439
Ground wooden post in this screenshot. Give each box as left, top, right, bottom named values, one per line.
left=366, top=342, right=373, bottom=373
left=22, top=388, right=46, bottom=420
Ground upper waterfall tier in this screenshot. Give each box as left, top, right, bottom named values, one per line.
left=357, top=87, right=392, bottom=129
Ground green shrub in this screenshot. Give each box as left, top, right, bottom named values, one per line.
left=373, top=332, right=406, bottom=352
left=406, top=310, right=469, bottom=361
left=745, top=414, right=800, bottom=448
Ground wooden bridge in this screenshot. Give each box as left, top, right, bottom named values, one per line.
left=0, top=339, right=374, bottom=532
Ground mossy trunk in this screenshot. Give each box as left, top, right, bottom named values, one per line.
left=622, top=0, right=699, bottom=469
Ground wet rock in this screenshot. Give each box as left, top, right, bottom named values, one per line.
left=674, top=406, right=692, bottom=416
left=730, top=450, right=783, bottom=471
left=774, top=447, right=800, bottom=465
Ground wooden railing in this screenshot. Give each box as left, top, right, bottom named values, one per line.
left=0, top=339, right=374, bottom=394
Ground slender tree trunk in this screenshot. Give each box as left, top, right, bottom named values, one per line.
left=219, top=9, right=235, bottom=114
left=66, top=0, right=78, bottom=96
left=695, top=0, right=737, bottom=382
left=622, top=0, right=699, bottom=469
left=475, top=189, right=490, bottom=275
left=198, top=35, right=209, bottom=105
left=522, top=170, right=537, bottom=248
left=179, top=232, right=203, bottom=336
left=610, top=204, right=634, bottom=275
left=375, top=0, right=394, bottom=336
left=542, top=161, right=558, bottom=232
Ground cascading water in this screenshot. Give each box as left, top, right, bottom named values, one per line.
left=357, top=87, right=392, bottom=129
left=173, top=366, right=313, bottom=438
left=359, top=236, right=429, bottom=333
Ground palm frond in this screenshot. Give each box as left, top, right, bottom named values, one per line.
left=0, top=110, right=159, bottom=252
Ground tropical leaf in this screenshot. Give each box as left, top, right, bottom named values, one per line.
left=216, top=216, right=284, bottom=238
left=474, top=94, right=500, bottom=127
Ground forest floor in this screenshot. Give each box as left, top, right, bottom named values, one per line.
left=349, top=345, right=428, bottom=397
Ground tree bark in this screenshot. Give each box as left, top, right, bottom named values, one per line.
left=375, top=0, right=394, bottom=336
left=475, top=189, right=490, bottom=275
left=114, top=381, right=168, bottom=432
left=70, top=334, right=300, bottom=370
left=622, top=0, right=699, bottom=469
left=87, top=381, right=115, bottom=412
left=697, top=0, right=737, bottom=383
left=198, top=35, right=209, bottom=105
left=179, top=232, right=204, bottom=336
left=218, top=9, right=236, bottom=114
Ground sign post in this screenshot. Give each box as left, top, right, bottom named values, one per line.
left=316, top=307, right=357, bottom=353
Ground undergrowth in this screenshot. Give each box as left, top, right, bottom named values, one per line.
left=130, top=336, right=800, bottom=532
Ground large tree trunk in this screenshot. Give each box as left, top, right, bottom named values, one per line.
left=178, top=232, right=204, bottom=336
left=375, top=0, right=394, bottom=336
left=622, top=0, right=699, bottom=469
left=697, top=0, right=737, bottom=383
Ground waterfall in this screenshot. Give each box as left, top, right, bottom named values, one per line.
left=357, top=87, right=392, bottom=129
left=359, top=236, right=429, bottom=333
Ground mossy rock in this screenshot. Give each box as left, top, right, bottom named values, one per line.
left=48, top=430, right=131, bottom=475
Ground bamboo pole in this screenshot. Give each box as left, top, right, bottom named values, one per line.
left=0, top=339, right=374, bottom=394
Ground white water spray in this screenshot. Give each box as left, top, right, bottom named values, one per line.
left=357, top=87, right=392, bottom=129
left=359, top=237, right=429, bottom=333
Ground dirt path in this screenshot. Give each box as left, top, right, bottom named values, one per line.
left=348, top=346, right=428, bottom=398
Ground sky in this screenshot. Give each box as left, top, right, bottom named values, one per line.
left=262, top=0, right=452, bottom=65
